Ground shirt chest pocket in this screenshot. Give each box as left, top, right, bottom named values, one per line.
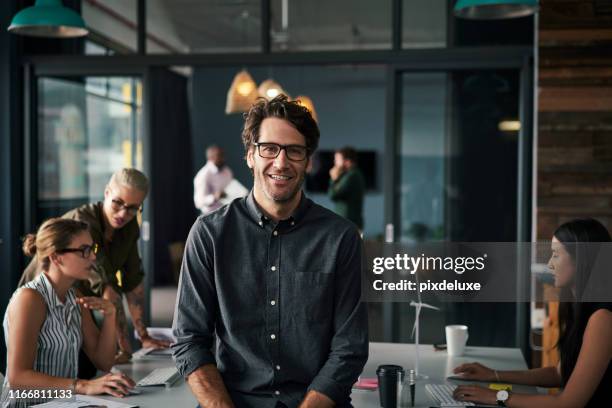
left=285, top=271, right=334, bottom=322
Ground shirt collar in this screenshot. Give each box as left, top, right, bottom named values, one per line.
left=39, top=272, right=77, bottom=310
left=206, top=161, right=222, bottom=173
left=245, top=190, right=311, bottom=226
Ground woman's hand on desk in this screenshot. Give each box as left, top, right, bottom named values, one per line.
left=453, top=385, right=498, bottom=405
left=76, top=372, right=136, bottom=398
left=453, top=362, right=496, bottom=381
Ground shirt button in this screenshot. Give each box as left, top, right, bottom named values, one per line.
left=291, top=221, right=295, bottom=226
left=270, top=334, right=276, bottom=340
left=275, top=390, right=280, bottom=396
left=271, top=266, right=276, bottom=271
left=275, top=365, right=281, bottom=371
left=259, top=221, right=263, bottom=227
left=270, top=300, right=276, bottom=306
left=273, top=230, right=278, bottom=236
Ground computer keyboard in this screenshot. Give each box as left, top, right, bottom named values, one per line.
left=425, top=383, right=475, bottom=407
left=136, top=366, right=181, bottom=387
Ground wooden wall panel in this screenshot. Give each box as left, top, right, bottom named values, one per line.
left=537, top=0, right=612, bottom=368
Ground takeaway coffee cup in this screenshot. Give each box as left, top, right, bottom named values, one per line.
left=376, top=364, right=404, bottom=407
left=446, top=325, right=469, bottom=356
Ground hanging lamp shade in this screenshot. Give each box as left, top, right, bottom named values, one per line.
left=225, top=70, right=258, bottom=114
left=454, top=0, right=538, bottom=19
left=8, top=0, right=88, bottom=38
left=294, top=95, right=318, bottom=122
left=258, top=79, right=288, bottom=100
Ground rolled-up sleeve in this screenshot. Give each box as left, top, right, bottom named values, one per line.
left=307, top=228, right=369, bottom=403
left=172, top=219, right=218, bottom=377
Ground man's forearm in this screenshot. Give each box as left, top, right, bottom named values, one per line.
left=126, top=282, right=148, bottom=338
left=299, top=390, right=335, bottom=408
left=187, top=364, right=235, bottom=408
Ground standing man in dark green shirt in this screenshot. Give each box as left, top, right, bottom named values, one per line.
left=20, top=168, right=169, bottom=366
left=328, top=147, right=366, bottom=231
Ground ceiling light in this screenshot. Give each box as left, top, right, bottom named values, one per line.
left=258, top=79, right=287, bottom=101
left=294, top=95, right=318, bottom=122
left=226, top=70, right=258, bottom=114
left=8, top=0, right=89, bottom=38
left=454, top=0, right=538, bottom=19
left=498, top=120, right=521, bottom=131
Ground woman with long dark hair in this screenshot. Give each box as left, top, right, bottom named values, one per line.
left=451, top=218, right=612, bottom=407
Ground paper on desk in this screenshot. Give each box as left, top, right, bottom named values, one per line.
left=32, top=394, right=137, bottom=408
left=148, top=348, right=173, bottom=356
left=219, top=179, right=249, bottom=205
left=134, top=327, right=176, bottom=343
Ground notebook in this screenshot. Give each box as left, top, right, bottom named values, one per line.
left=32, top=394, right=137, bottom=408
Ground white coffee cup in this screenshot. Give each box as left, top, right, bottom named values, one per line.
left=446, top=325, right=469, bottom=356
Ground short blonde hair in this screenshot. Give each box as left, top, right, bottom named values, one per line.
left=107, top=168, right=149, bottom=196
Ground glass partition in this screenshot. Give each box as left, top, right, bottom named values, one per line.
left=37, top=76, right=143, bottom=220
left=395, top=69, right=521, bottom=347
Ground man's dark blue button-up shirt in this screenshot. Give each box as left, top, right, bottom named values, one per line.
left=172, top=191, right=368, bottom=407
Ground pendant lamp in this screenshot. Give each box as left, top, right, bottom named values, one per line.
left=454, top=0, right=538, bottom=19
left=258, top=79, right=287, bottom=100
left=8, top=0, right=88, bottom=38
left=294, top=95, right=318, bottom=122
left=225, top=70, right=258, bottom=114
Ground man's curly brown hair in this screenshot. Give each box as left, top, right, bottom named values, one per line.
left=241, top=94, right=320, bottom=160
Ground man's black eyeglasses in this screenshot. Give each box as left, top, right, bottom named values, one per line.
left=253, top=142, right=309, bottom=161
left=111, top=199, right=143, bottom=215
left=57, top=243, right=99, bottom=259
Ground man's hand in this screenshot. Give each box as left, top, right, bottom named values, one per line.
left=213, top=190, right=226, bottom=201
left=141, top=334, right=171, bottom=350
left=299, top=390, right=335, bottom=408
left=329, top=166, right=343, bottom=182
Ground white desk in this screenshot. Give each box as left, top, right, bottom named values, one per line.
left=102, top=343, right=534, bottom=407
left=105, top=356, right=197, bottom=407
left=352, top=342, right=535, bottom=407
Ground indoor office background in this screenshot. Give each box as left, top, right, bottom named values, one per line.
left=2, top=0, right=610, bottom=374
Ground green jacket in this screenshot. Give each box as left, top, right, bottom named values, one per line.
left=328, top=167, right=366, bottom=230
left=20, top=202, right=144, bottom=295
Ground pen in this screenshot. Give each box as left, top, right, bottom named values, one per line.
left=409, top=369, right=415, bottom=407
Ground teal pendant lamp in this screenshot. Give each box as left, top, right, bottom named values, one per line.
left=454, top=0, right=538, bottom=19
left=8, top=0, right=88, bottom=38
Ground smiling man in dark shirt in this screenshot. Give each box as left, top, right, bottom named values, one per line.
left=172, top=95, right=368, bottom=408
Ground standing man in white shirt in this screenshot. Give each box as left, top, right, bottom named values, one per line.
left=193, top=145, right=234, bottom=215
